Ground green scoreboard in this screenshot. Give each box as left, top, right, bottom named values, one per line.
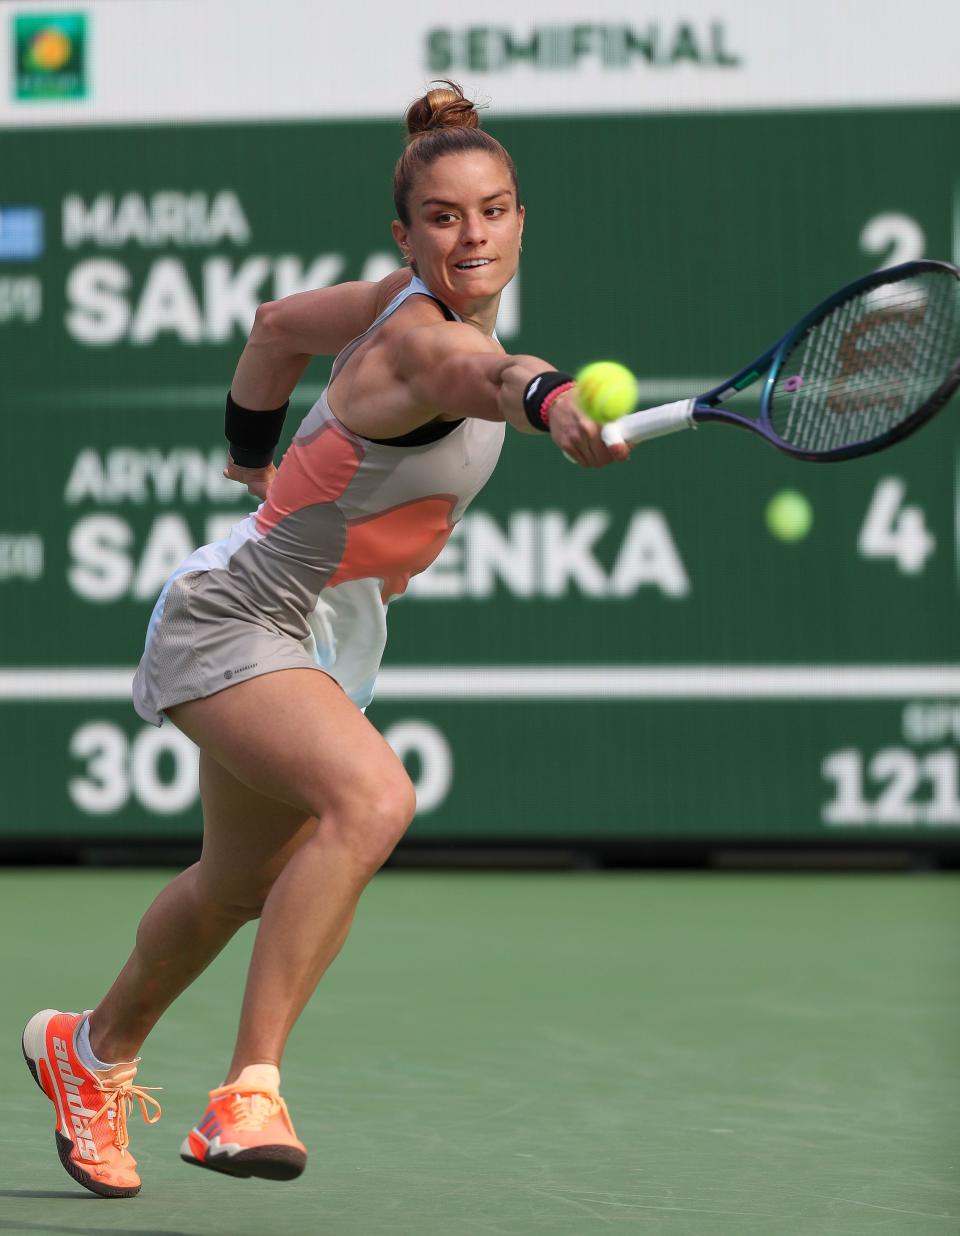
left=2, top=107, right=959, bottom=847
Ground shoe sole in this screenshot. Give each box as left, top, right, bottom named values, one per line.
left=22, top=1011, right=141, bottom=1200
left=180, top=1143, right=306, bottom=1181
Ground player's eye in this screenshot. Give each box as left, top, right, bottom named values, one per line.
left=485, top=206, right=506, bottom=217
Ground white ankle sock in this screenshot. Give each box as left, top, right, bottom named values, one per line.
left=231, top=1063, right=281, bottom=1093
left=75, top=1015, right=116, bottom=1073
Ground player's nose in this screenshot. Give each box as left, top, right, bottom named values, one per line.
left=459, top=212, right=488, bottom=244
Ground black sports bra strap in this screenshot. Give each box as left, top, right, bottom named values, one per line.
left=365, top=419, right=463, bottom=447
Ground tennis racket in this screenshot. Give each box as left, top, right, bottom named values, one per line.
left=601, top=259, right=960, bottom=461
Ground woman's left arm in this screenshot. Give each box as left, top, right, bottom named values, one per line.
left=224, top=270, right=413, bottom=497
left=231, top=269, right=412, bottom=408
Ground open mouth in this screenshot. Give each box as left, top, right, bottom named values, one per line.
left=454, top=258, right=494, bottom=271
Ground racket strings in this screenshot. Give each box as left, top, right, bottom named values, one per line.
left=770, top=272, right=960, bottom=453
left=786, top=291, right=865, bottom=453
left=783, top=283, right=926, bottom=451
left=783, top=297, right=853, bottom=449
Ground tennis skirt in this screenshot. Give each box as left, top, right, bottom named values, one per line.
left=131, top=549, right=392, bottom=727
left=132, top=570, right=339, bottom=726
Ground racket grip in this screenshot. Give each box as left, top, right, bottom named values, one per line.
left=601, top=398, right=697, bottom=447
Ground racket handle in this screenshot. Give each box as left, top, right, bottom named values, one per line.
left=601, top=398, right=697, bottom=447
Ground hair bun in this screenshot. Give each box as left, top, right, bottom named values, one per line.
left=405, top=80, right=480, bottom=140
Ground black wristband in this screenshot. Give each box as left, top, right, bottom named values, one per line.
left=522, top=370, right=575, bottom=432
left=225, top=392, right=288, bottom=468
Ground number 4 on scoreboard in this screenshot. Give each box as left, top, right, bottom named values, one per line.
left=858, top=477, right=935, bottom=574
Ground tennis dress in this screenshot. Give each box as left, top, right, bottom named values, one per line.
left=132, top=276, right=505, bottom=726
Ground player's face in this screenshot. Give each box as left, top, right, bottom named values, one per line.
left=392, top=152, right=524, bottom=319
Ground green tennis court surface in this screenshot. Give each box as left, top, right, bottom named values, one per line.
left=3, top=871, right=957, bottom=1235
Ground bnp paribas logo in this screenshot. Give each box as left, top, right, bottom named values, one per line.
left=14, top=12, right=88, bottom=101
left=427, top=23, right=741, bottom=72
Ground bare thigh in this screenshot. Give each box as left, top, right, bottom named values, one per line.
left=166, top=667, right=413, bottom=831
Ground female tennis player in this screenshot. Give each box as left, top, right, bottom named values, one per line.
left=22, top=82, right=627, bottom=1197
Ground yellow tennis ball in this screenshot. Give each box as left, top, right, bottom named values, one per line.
left=575, top=361, right=638, bottom=424
left=765, top=490, right=813, bottom=542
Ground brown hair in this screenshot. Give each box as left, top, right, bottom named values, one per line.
left=393, top=81, right=521, bottom=226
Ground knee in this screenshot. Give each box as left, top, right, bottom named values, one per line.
left=323, top=774, right=417, bottom=875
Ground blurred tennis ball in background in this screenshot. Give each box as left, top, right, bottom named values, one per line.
left=575, top=361, right=638, bottom=424
left=766, top=490, right=813, bottom=541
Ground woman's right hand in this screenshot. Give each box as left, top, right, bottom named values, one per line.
left=548, top=391, right=630, bottom=467
left=223, top=455, right=277, bottom=501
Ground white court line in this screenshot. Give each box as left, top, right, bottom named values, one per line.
left=0, top=666, right=958, bottom=701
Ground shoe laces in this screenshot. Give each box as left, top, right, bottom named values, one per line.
left=226, top=1086, right=284, bottom=1132
left=91, top=1080, right=162, bottom=1156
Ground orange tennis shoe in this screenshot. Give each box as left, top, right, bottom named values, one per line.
left=181, top=1079, right=307, bottom=1181
left=22, top=1009, right=161, bottom=1199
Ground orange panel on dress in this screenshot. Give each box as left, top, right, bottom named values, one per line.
left=328, top=495, right=457, bottom=602
left=256, top=424, right=364, bottom=535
